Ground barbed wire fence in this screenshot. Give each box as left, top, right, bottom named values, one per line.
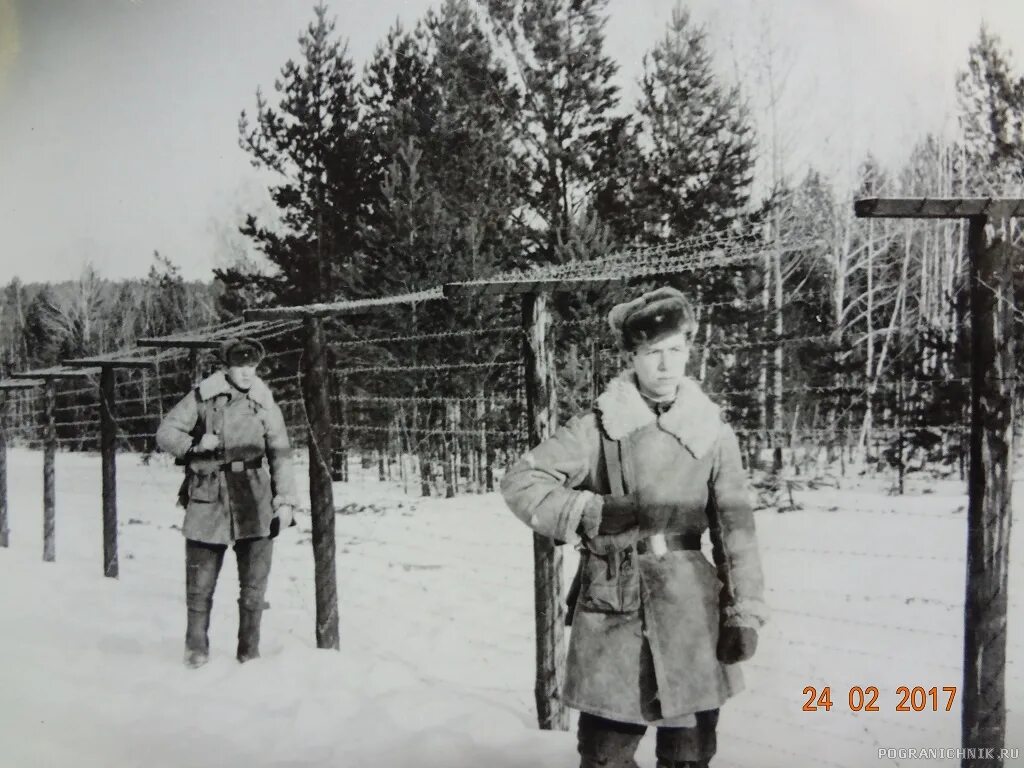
left=313, top=301, right=525, bottom=497
left=0, top=225, right=986, bottom=492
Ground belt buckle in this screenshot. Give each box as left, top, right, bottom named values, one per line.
left=230, top=460, right=245, bottom=473
left=644, top=533, right=668, bottom=558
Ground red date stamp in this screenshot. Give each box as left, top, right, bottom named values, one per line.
left=802, top=686, right=957, bottom=712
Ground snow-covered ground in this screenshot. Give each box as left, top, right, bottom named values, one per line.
left=0, top=448, right=1021, bottom=767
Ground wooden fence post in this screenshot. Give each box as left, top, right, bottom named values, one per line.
left=42, top=379, right=56, bottom=563
left=0, top=392, right=7, bottom=548
left=340, top=393, right=350, bottom=483
left=303, top=316, right=340, bottom=650
left=454, top=400, right=463, bottom=492
left=485, top=392, right=495, bottom=492
left=0, top=379, right=47, bottom=547
left=522, top=290, right=568, bottom=731
left=442, top=402, right=455, bottom=498
left=100, top=366, right=119, bottom=578
left=188, top=348, right=202, bottom=385
left=420, top=457, right=432, bottom=496
left=852, top=197, right=1024, bottom=766
left=963, top=224, right=1014, bottom=765
left=476, top=388, right=486, bottom=493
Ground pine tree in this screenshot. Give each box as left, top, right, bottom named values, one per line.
left=22, top=288, right=63, bottom=367
left=219, top=2, right=369, bottom=306
left=622, top=5, right=760, bottom=424
left=634, top=3, right=755, bottom=241
left=328, top=2, right=529, bottom=473
left=482, top=0, right=623, bottom=265
left=955, top=26, right=1024, bottom=444
left=0, top=278, right=29, bottom=375
left=359, top=0, right=525, bottom=296
left=957, top=26, right=1024, bottom=188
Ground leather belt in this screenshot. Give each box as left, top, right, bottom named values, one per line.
left=219, top=458, right=263, bottom=473
left=636, top=532, right=701, bottom=555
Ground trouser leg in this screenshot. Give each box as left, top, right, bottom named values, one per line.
left=655, top=709, right=719, bottom=768
left=184, top=539, right=226, bottom=667
left=235, top=536, right=273, bottom=662
left=577, top=712, right=646, bottom=768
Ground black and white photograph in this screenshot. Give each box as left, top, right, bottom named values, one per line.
left=0, top=1, right=1023, bottom=766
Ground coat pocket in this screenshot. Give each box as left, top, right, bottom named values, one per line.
left=188, top=471, right=219, bottom=504
left=578, top=548, right=641, bottom=614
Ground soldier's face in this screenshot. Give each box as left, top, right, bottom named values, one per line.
left=227, top=364, right=257, bottom=391
left=631, top=331, right=689, bottom=400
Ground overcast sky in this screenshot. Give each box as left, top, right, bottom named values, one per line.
left=1, top=0, right=1023, bottom=284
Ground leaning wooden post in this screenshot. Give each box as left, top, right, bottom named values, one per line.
left=42, top=379, right=56, bottom=563
left=303, top=315, right=340, bottom=650
left=963, top=223, right=1014, bottom=763
left=522, top=290, right=568, bottom=731
left=99, top=366, right=118, bottom=578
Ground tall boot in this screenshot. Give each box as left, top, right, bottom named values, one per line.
left=655, top=709, right=718, bottom=768
left=235, top=536, right=272, bottom=663
left=237, top=604, right=263, bottom=663
left=184, top=540, right=225, bottom=669
left=184, top=608, right=211, bottom=668
left=578, top=713, right=645, bottom=768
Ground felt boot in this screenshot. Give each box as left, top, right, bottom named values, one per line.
left=236, top=605, right=263, bottom=663
left=184, top=608, right=211, bottom=668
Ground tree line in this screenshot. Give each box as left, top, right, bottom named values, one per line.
left=0, top=254, right=218, bottom=376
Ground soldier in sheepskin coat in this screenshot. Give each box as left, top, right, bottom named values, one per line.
left=500, top=287, right=767, bottom=768
left=157, top=337, right=298, bottom=668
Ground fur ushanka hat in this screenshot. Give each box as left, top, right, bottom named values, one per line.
left=608, top=286, right=697, bottom=352
left=219, top=337, right=266, bottom=367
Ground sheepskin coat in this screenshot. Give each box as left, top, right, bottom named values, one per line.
left=500, top=372, right=767, bottom=723
left=156, top=371, right=297, bottom=545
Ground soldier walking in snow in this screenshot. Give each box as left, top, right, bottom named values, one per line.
left=157, top=337, right=298, bottom=668
left=501, top=287, right=767, bottom=768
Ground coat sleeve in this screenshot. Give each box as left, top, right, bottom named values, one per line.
left=262, top=396, right=298, bottom=510
left=155, top=390, right=199, bottom=460
left=707, top=423, right=768, bottom=629
left=499, top=414, right=600, bottom=545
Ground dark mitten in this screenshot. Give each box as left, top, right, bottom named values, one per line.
left=716, top=625, right=758, bottom=664
left=598, top=494, right=639, bottom=535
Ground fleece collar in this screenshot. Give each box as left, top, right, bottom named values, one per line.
left=595, top=371, right=722, bottom=458
left=197, top=370, right=273, bottom=409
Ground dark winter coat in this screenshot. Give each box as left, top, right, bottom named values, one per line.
left=156, top=371, right=298, bottom=545
left=500, top=372, right=767, bottom=724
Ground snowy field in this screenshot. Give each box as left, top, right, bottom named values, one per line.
left=0, top=447, right=1022, bottom=768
